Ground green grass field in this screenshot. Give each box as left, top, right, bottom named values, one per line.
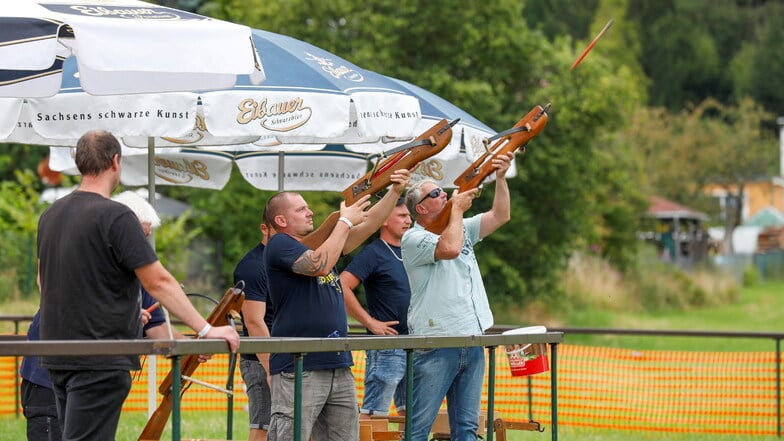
left=560, top=280, right=784, bottom=352
left=2, top=412, right=781, bottom=441
left=1, top=280, right=782, bottom=440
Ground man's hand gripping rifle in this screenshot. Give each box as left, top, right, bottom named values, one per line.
left=425, top=104, right=550, bottom=234
left=302, top=118, right=459, bottom=249
left=138, top=284, right=245, bottom=441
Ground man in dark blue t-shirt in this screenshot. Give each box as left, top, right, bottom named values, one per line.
left=340, top=198, right=411, bottom=418
left=263, top=168, right=409, bottom=441
left=234, top=213, right=276, bottom=441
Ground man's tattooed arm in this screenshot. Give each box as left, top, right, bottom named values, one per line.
left=291, top=249, right=331, bottom=276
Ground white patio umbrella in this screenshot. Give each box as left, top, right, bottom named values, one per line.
left=1, top=25, right=426, bottom=196
left=42, top=72, right=509, bottom=192
left=0, top=28, right=423, bottom=148
left=3, top=13, right=504, bottom=194
left=0, top=0, right=264, bottom=97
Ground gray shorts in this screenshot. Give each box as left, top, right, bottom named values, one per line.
left=239, top=358, right=271, bottom=430
left=268, top=368, right=358, bottom=441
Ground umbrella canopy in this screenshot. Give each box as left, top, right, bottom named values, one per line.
left=199, top=29, right=421, bottom=145
left=0, top=0, right=263, bottom=96
left=48, top=143, right=369, bottom=192
left=3, top=14, right=501, bottom=192
left=41, top=71, right=507, bottom=191
left=1, top=29, right=423, bottom=148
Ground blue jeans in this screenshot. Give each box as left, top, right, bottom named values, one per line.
left=361, top=349, right=406, bottom=415
left=408, top=347, right=485, bottom=441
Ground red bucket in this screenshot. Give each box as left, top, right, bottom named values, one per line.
left=502, top=326, right=549, bottom=377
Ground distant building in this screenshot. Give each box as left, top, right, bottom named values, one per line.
left=640, top=196, right=711, bottom=267
left=701, top=118, right=784, bottom=223
left=703, top=178, right=784, bottom=224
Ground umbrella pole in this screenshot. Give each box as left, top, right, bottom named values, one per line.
left=147, top=136, right=157, bottom=221
left=146, top=136, right=158, bottom=419
left=278, top=151, right=284, bottom=192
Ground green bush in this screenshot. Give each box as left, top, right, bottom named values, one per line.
left=743, top=264, right=760, bottom=287
left=0, top=231, right=36, bottom=301
left=0, top=171, right=46, bottom=301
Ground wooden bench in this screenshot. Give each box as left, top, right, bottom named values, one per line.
left=373, top=410, right=543, bottom=441
left=360, top=418, right=403, bottom=441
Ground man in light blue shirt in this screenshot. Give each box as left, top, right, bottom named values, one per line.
left=400, top=152, right=513, bottom=441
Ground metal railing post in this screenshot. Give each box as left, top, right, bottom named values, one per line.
left=226, top=352, right=237, bottom=440
left=14, top=319, right=20, bottom=418
left=776, top=338, right=781, bottom=438
left=486, top=346, right=496, bottom=441
left=527, top=376, right=534, bottom=421
left=550, top=342, right=558, bottom=441
left=405, top=348, right=414, bottom=441
left=172, top=356, right=182, bottom=441
left=294, top=353, right=304, bottom=441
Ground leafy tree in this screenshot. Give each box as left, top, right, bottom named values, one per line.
left=639, top=12, right=723, bottom=110
left=737, top=4, right=784, bottom=112
left=591, top=0, right=649, bottom=103
left=0, top=170, right=49, bottom=299
left=523, top=0, right=599, bottom=42
left=0, top=144, right=48, bottom=183
left=695, top=99, right=778, bottom=252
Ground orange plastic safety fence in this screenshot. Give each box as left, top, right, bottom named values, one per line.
left=2, top=344, right=782, bottom=436
left=550, top=345, right=781, bottom=435
left=0, top=356, right=20, bottom=415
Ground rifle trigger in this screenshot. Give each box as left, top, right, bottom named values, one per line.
left=481, top=136, right=494, bottom=155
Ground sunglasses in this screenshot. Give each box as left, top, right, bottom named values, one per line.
left=417, top=187, right=443, bottom=204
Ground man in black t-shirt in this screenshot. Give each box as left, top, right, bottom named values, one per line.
left=37, top=130, right=240, bottom=441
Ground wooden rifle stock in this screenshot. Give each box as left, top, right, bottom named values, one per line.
left=301, top=118, right=455, bottom=250
left=425, top=104, right=550, bottom=234
left=138, top=286, right=245, bottom=441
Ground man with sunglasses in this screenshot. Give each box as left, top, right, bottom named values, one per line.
left=401, top=152, right=514, bottom=441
